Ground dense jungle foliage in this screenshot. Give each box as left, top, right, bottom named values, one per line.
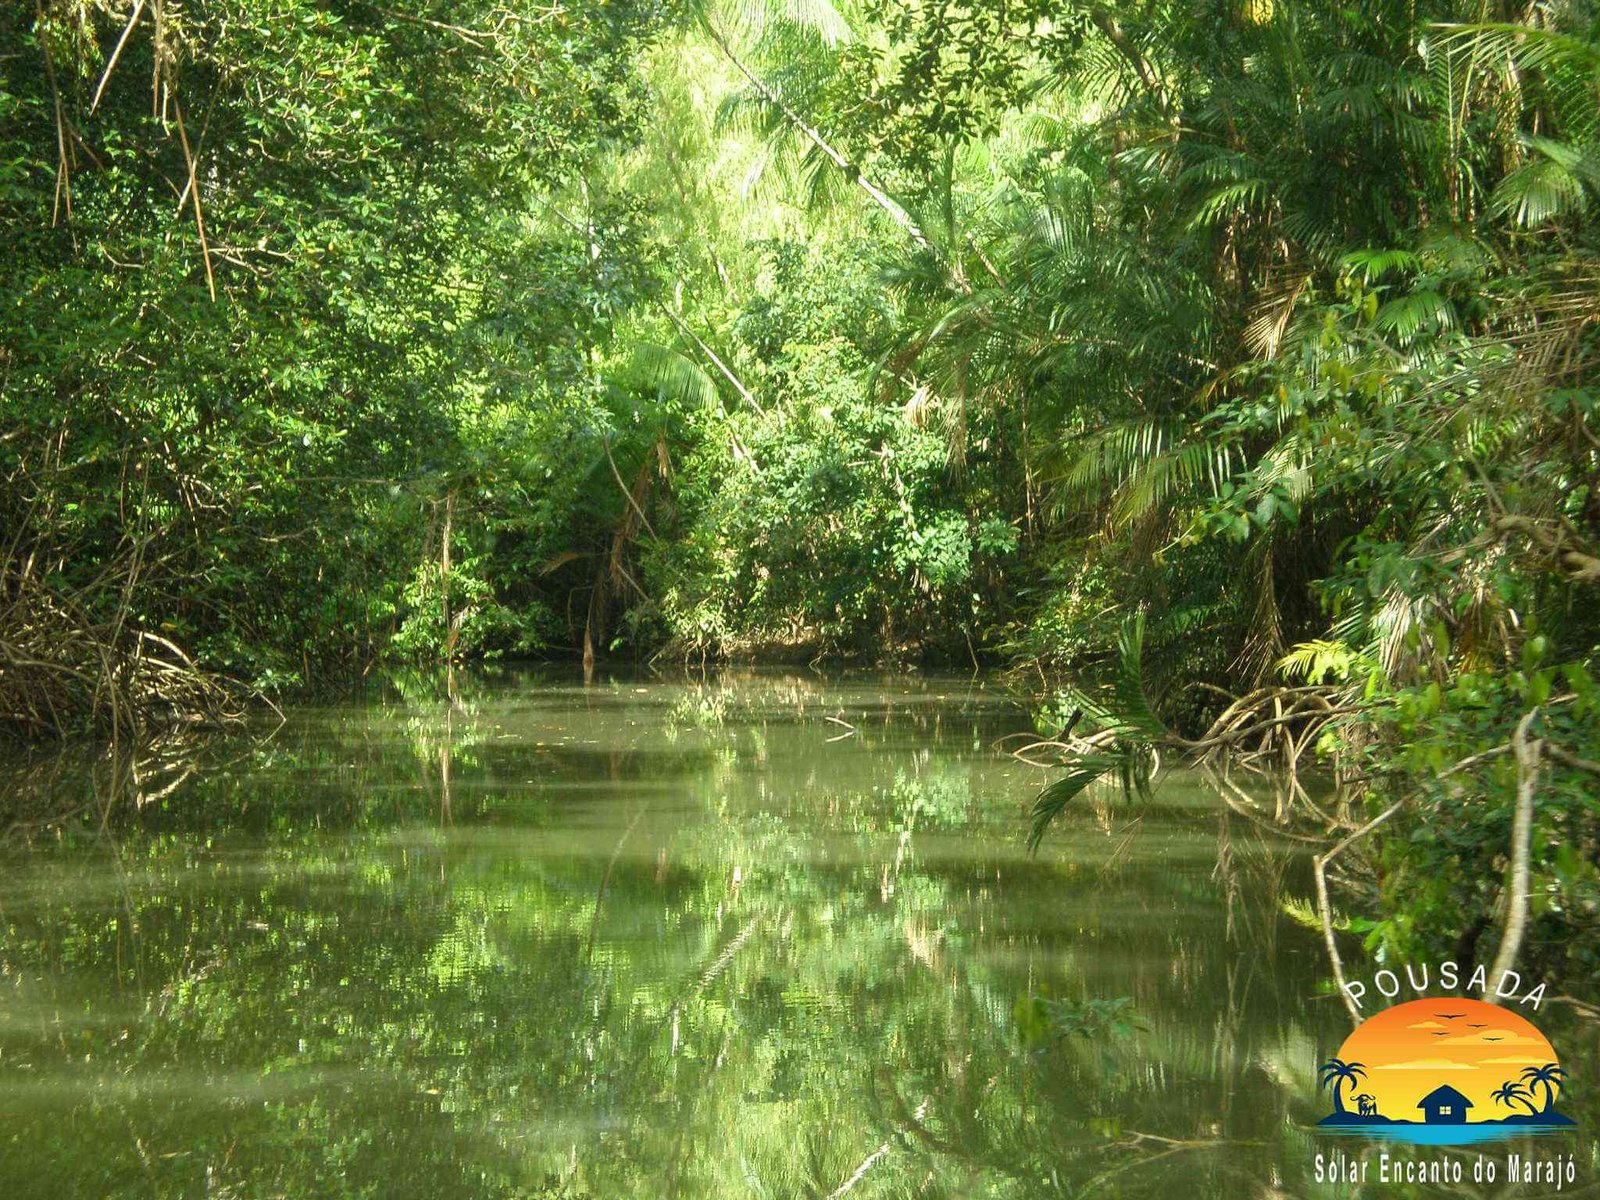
left=3, top=0, right=1598, bottom=982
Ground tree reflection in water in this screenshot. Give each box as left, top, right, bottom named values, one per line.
left=1, top=670, right=1585, bottom=1197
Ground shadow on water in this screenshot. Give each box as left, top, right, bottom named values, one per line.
left=0, top=667, right=1594, bottom=1197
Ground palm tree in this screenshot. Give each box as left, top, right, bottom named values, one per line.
left=1492, top=1080, right=1538, bottom=1116
left=1318, top=1058, right=1368, bottom=1115
left=1521, top=1064, right=1566, bottom=1114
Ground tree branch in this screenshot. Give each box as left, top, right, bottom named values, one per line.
left=1483, top=708, right=1543, bottom=1001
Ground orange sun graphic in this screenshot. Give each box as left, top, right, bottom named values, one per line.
left=1325, top=997, right=1561, bottom=1121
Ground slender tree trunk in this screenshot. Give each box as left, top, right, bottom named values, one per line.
left=1484, top=708, right=1542, bottom=999
left=1090, top=13, right=1166, bottom=108
left=701, top=21, right=938, bottom=258
left=583, top=562, right=604, bottom=679
left=440, top=491, right=454, bottom=659
left=660, top=305, right=764, bottom=416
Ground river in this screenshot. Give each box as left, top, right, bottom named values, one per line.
left=0, top=669, right=1550, bottom=1197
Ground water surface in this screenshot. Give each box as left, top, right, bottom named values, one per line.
left=0, top=670, right=1585, bottom=1197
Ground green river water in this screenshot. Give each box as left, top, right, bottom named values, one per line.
left=0, top=670, right=1592, bottom=1198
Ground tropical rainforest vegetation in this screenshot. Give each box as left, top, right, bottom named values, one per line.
left=3, top=0, right=1599, bottom=987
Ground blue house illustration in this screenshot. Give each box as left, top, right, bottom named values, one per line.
left=1418, top=1085, right=1473, bottom=1124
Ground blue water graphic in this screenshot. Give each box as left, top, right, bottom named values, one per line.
left=1317, top=1123, right=1574, bottom=1146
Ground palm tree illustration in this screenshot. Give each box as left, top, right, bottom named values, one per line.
left=1492, top=1080, right=1539, bottom=1116
left=1319, top=1058, right=1368, bottom=1115
left=1521, top=1064, right=1566, bottom=1114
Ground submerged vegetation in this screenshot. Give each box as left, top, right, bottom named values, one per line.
left=3, top=0, right=1599, bottom=989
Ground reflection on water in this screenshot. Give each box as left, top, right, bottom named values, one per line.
left=0, top=669, right=1592, bottom=1198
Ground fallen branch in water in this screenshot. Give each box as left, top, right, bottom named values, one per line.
left=825, top=714, right=858, bottom=742
left=1008, top=683, right=1351, bottom=847
left=1004, top=685, right=1353, bottom=775
left=1200, top=765, right=1330, bottom=844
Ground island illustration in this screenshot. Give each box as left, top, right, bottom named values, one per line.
left=1316, top=997, right=1574, bottom=1145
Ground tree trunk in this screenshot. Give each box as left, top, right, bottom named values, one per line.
left=702, top=22, right=939, bottom=259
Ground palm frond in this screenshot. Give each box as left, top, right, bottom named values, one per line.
left=1489, top=146, right=1590, bottom=225
left=621, top=342, right=721, bottom=410
left=1027, top=757, right=1128, bottom=851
